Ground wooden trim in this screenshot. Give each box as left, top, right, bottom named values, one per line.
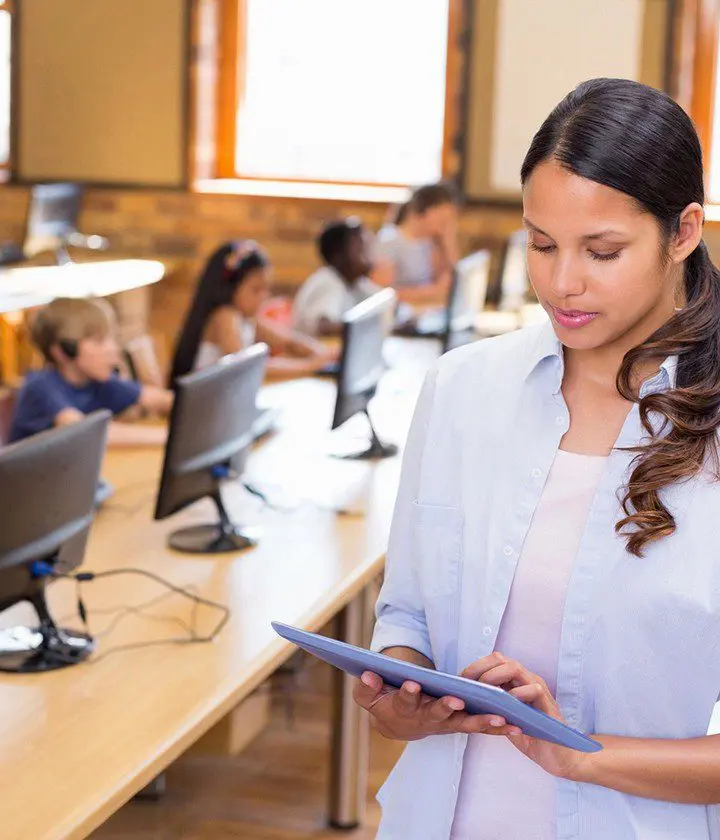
left=691, top=0, right=720, bottom=165
left=639, top=0, right=672, bottom=90
left=216, top=0, right=240, bottom=178
left=188, top=0, right=221, bottom=182
left=442, top=0, right=466, bottom=180
left=462, top=0, right=503, bottom=201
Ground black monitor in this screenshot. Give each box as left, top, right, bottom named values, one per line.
left=331, top=288, right=398, bottom=460
left=155, top=343, right=269, bottom=554
left=24, top=183, right=83, bottom=254
left=0, top=411, right=110, bottom=672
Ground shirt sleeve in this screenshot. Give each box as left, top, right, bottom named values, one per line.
left=9, top=374, right=76, bottom=440
left=95, top=376, right=142, bottom=415
left=371, top=368, right=437, bottom=662
left=294, top=276, right=346, bottom=334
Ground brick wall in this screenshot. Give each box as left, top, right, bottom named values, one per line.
left=0, top=185, right=522, bottom=362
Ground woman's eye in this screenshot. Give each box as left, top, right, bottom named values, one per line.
left=528, top=241, right=555, bottom=254
left=589, top=250, right=622, bottom=262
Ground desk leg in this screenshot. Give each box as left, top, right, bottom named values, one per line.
left=328, top=586, right=373, bottom=830
left=134, top=773, right=166, bottom=801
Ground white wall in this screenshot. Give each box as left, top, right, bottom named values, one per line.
left=491, top=0, right=643, bottom=192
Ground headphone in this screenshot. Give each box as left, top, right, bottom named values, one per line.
left=58, top=339, right=78, bottom=360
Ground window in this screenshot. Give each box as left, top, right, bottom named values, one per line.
left=218, top=0, right=455, bottom=186
left=0, top=0, right=12, bottom=168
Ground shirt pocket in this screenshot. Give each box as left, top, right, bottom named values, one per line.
left=412, top=501, right=464, bottom=598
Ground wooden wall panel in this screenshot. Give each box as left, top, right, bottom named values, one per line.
left=16, top=0, right=189, bottom=186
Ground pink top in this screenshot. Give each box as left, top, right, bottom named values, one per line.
left=450, top=449, right=607, bottom=840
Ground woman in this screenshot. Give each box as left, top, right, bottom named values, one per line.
left=375, top=181, right=459, bottom=306
left=169, top=241, right=334, bottom=383
left=354, top=78, right=720, bottom=839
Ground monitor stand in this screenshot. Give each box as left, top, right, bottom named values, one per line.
left=333, top=409, right=398, bottom=461
left=0, top=579, right=93, bottom=673
left=167, top=489, right=260, bottom=554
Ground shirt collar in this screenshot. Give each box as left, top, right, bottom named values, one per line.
left=524, top=320, right=679, bottom=397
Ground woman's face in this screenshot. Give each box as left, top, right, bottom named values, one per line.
left=232, top=266, right=271, bottom=317
left=523, top=159, right=682, bottom=354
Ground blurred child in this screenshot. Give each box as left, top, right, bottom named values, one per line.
left=293, top=218, right=379, bottom=336
left=10, top=297, right=172, bottom=446
left=375, top=181, right=459, bottom=306
left=170, top=241, right=334, bottom=381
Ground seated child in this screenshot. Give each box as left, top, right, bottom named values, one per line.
left=10, top=297, right=173, bottom=446
left=170, top=241, right=334, bottom=381
left=375, top=181, right=459, bottom=306
left=293, top=218, right=379, bottom=336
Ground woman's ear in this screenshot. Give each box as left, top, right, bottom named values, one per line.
left=671, top=202, right=704, bottom=263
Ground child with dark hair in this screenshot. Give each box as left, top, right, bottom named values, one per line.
left=376, top=181, right=459, bottom=306
left=170, top=241, right=333, bottom=382
left=293, top=218, right=379, bottom=336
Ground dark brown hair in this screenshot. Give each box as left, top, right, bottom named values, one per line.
left=407, top=181, right=458, bottom=217
left=521, top=78, right=720, bottom=557
left=168, top=241, right=269, bottom=385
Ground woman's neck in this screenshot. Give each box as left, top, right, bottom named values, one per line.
left=399, top=215, right=425, bottom=241
left=563, top=301, right=675, bottom=393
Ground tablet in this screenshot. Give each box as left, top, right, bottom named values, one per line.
left=272, top=621, right=602, bottom=753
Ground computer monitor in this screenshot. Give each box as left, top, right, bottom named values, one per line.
left=497, top=229, right=529, bottom=311
left=441, top=249, right=491, bottom=353
left=331, top=288, right=397, bottom=460
left=24, top=183, right=84, bottom=257
left=0, top=411, right=110, bottom=672
left=155, top=343, right=269, bottom=554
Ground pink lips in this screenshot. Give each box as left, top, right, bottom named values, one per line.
left=550, top=306, right=599, bottom=330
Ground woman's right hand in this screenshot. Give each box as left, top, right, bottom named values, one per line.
left=353, top=671, right=517, bottom=741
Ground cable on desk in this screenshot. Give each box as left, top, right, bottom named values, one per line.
left=50, top=567, right=230, bottom=664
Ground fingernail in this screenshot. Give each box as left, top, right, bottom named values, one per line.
left=490, top=718, right=504, bottom=727
left=361, top=673, right=373, bottom=687
left=448, top=698, right=464, bottom=711
left=406, top=683, right=419, bottom=694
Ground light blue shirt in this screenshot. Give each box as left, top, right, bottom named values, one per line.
left=371, top=321, right=720, bottom=839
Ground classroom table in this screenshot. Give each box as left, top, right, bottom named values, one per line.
left=0, top=338, right=439, bottom=840
left=0, top=258, right=166, bottom=384
left=0, top=258, right=165, bottom=314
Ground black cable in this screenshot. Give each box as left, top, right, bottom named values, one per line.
left=51, top=568, right=231, bottom=664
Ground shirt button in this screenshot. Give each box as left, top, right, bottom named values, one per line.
left=483, top=626, right=492, bottom=636
left=531, top=468, right=542, bottom=478
left=503, top=546, right=513, bottom=556
left=556, top=416, right=564, bottom=426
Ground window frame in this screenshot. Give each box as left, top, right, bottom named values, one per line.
left=674, top=0, right=720, bottom=203
left=0, top=0, right=14, bottom=177
left=213, top=0, right=465, bottom=188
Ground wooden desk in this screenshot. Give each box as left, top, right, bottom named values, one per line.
left=0, top=339, right=439, bottom=840
left=0, top=259, right=167, bottom=384
left=0, top=258, right=166, bottom=315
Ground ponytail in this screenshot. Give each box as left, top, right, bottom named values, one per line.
left=616, top=240, right=720, bottom=555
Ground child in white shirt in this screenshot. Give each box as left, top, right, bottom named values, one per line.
left=293, top=218, right=380, bottom=336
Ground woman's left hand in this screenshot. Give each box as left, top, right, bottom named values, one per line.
left=461, top=652, right=587, bottom=781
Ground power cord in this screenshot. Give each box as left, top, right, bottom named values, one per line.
left=50, top=567, right=231, bottom=664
